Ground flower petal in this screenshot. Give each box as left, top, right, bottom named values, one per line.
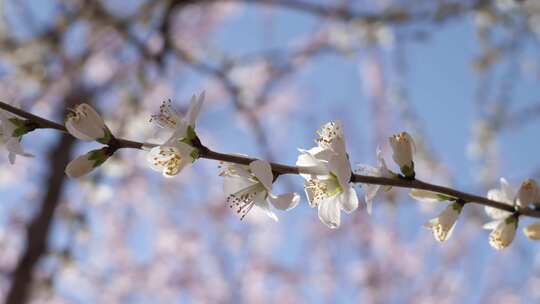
left=249, top=159, right=273, bottom=192
left=254, top=192, right=278, bottom=222
left=65, top=104, right=107, bottom=141
left=328, top=153, right=351, bottom=190
left=5, top=139, right=32, bottom=157
left=523, top=222, right=540, bottom=240
left=66, top=121, right=96, bottom=141
left=409, top=189, right=447, bottom=203
left=186, top=92, right=204, bottom=127
left=484, top=205, right=512, bottom=220
left=223, top=176, right=256, bottom=196
left=500, top=178, right=515, bottom=202
left=166, top=121, right=189, bottom=144
left=363, top=184, right=380, bottom=215
left=318, top=197, right=341, bottom=229
left=423, top=217, right=439, bottom=228
left=356, top=164, right=382, bottom=214
left=268, top=192, right=300, bottom=211
left=338, top=186, right=359, bottom=213
left=482, top=220, right=501, bottom=230
left=296, top=147, right=330, bottom=178
left=303, top=181, right=317, bottom=208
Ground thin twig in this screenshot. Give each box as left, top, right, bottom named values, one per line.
left=1, top=101, right=539, bottom=218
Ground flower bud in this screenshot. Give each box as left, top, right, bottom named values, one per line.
left=389, top=132, right=415, bottom=178
left=516, top=179, right=539, bottom=208
left=65, top=148, right=109, bottom=178
left=523, top=222, right=540, bottom=240
left=66, top=104, right=111, bottom=143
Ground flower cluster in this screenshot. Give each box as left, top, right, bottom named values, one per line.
left=64, top=103, right=115, bottom=178
left=296, top=121, right=359, bottom=228
left=2, top=94, right=539, bottom=251
left=482, top=178, right=540, bottom=250
left=147, top=93, right=204, bottom=177
left=407, top=177, right=540, bottom=249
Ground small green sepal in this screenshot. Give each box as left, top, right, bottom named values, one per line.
left=186, top=125, right=197, bottom=141
left=9, top=118, right=37, bottom=138
left=87, top=148, right=109, bottom=168
left=400, top=161, right=415, bottom=179
left=190, top=148, right=200, bottom=161
left=178, top=126, right=200, bottom=148
left=97, top=127, right=113, bottom=145
left=450, top=202, right=463, bottom=212
left=437, top=194, right=456, bottom=202
left=504, top=215, right=518, bottom=225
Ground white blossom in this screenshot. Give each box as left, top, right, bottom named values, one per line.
left=424, top=202, right=463, bottom=242
left=65, top=103, right=111, bottom=143
left=65, top=148, right=109, bottom=178
left=0, top=110, right=33, bottom=164
left=483, top=178, right=519, bottom=250
left=147, top=92, right=205, bottom=177
left=523, top=222, right=540, bottom=240
left=485, top=178, right=515, bottom=220
left=516, top=179, right=539, bottom=208
left=297, top=121, right=358, bottom=229
left=389, top=131, right=415, bottom=178
left=355, top=147, right=393, bottom=214
left=150, top=92, right=204, bottom=135
left=483, top=215, right=518, bottom=250
left=220, top=159, right=300, bottom=221
left=147, top=141, right=197, bottom=177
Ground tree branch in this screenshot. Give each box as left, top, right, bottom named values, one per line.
left=1, top=100, right=539, bottom=219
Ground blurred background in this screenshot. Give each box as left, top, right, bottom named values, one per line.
left=0, top=0, right=540, bottom=303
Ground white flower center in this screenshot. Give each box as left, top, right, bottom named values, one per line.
left=430, top=224, right=449, bottom=242
left=150, top=99, right=179, bottom=129
left=67, top=106, right=88, bottom=122
left=218, top=162, right=258, bottom=183
left=316, top=122, right=342, bottom=148
left=227, top=184, right=264, bottom=220
left=489, top=220, right=516, bottom=250
left=489, top=229, right=508, bottom=250
left=305, top=176, right=342, bottom=206
left=521, top=180, right=535, bottom=192
left=392, top=132, right=410, bottom=145
left=152, top=147, right=183, bottom=176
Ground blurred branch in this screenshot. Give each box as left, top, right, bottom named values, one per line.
left=4, top=90, right=82, bottom=304
left=205, top=0, right=490, bottom=24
